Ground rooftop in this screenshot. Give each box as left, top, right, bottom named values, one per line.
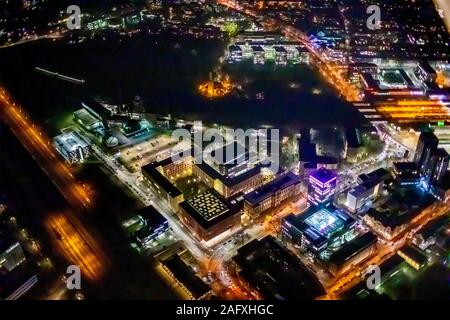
left=348, top=184, right=370, bottom=197
left=393, top=161, right=417, bottom=171
left=349, top=177, right=382, bottom=197
left=229, top=45, right=242, bottom=52
left=186, top=190, right=229, bottom=222
left=134, top=227, right=153, bottom=242
left=144, top=147, right=262, bottom=194
left=298, top=139, right=316, bottom=163
left=358, top=167, right=390, bottom=182
left=418, top=215, right=449, bottom=240
left=237, top=31, right=282, bottom=39
left=309, top=167, right=337, bottom=185
left=418, top=61, right=436, bottom=75
left=296, top=45, right=309, bottom=53
left=150, top=148, right=193, bottom=168
left=137, top=205, right=167, bottom=228
left=235, top=40, right=301, bottom=47
left=252, top=45, right=264, bottom=52
left=361, top=73, right=380, bottom=90
left=274, top=46, right=287, bottom=53
left=284, top=206, right=354, bottom=243
left=367, top=207, right=417, bottom=229
left=366, top=187, right=434, bottom=228
left=349, top=62, right=378, bottom=68
left=329, top=232, right=377, bottom=267
left=233, top=236, right=325, bottom=300
left=141, top=164, right=182, bottom=198
left=316, top=155, right=338, bottom=165
left=0, top=232, right=18, bottom=254
left=378, top=69, right=414, bottom=88
left=73, top=108, right=100, bottom=127
left=433, top=148, right=449, bottom=159
left=81, top=98, right=112, bottom=119
left=244, top=172, right=300, bottom=206
left=436, top=170, right=450, bottom=190
left=304, top=208, right=345, bottom=237
left=345, top=128, right=362, bottom=148
left=209, top=141, right=249, bottom=167
left=377, top=254, right=405, bottom=279
left=195, top=161, right=262, bottom=188
left=418, top=131, right=439, bottom=145
left=162, top=255, right=211, bottom=299
left=398, top=245, right=428, bottom=266
left=179, top=189, right=239, bottom=230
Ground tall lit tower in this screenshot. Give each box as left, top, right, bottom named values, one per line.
left=423, top=148, right=449, bottom=188
left=307, top=167, right=337, bottom=207
left=414, top=132, right=439, bottom=177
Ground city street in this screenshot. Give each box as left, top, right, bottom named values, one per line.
left=0, top=87, right=110, bottom=283
left=324, top=200, right=450, bottom=299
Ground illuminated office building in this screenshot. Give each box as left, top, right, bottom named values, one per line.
left=423, top=148, right=449, bottom=187
left=0, top=237, right=26, bottom=272
left=307, top=168, right=337, bottom=207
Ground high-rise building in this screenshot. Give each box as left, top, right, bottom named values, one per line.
left=243, top=172, right=301, bottom=219
left=307, top=168, right=337, bottom=207
left=414, top=132, right=439, bottom=176
left=412, top=132, right=449, bottom=190
left=160, top=255, right=212, bottom=300
left=424, top=148, right=449, bottom=187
